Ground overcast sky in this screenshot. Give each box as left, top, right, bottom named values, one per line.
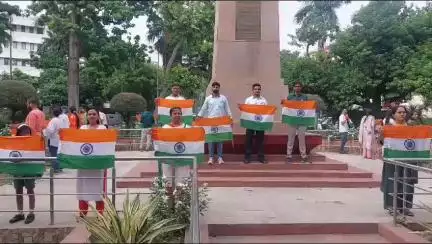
left=7, top=1, right=427, bottom=62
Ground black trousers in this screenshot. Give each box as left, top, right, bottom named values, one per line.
left=244, top=129, right=265, bottom=160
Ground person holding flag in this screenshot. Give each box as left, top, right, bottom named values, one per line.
left=281, top=81, right=314, bottom=163
left=197, top=81, right=232, bottom=165
left=242, top=83, right=271, bottom=164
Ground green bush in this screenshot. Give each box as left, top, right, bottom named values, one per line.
left=110, top=92, right=147, bottom=128
left=0, top=80, right=37, bottom=113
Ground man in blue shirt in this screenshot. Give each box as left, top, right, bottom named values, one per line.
left=140, top=110, right=155, bottom=151
left=285, top=81, right=309, bottom=163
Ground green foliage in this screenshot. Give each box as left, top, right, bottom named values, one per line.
left=0, top=80, right=37, bottom=113
left=0, top=2, right=20, bottom=53
left=149, top=177, right=210, bottom=243
left=82, top=192, right=186, bottom=243
left=110, top=93, right=147, bottom=113
left=38, top=68, right=68, bottom=106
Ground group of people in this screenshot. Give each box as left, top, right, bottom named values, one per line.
left=9, top=98, right=110, bottom=224
left=138, top=81, right=313, bottom=166
left=340, top=104, right=427, bottom=217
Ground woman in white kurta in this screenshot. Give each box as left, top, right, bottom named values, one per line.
left=160, top=107, right=191, bottom=186
left=77, top=108, right=106, bottom=217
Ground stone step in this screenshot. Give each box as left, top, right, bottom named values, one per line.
left=209, top=234, right=389, bottom=243
left=140, top=169, right=372, bottom=178
left=116, top=176, right=380, bottom=188
left=220, top=154, right=326, bottom=162
left=198, top=161, right=348, bottom=171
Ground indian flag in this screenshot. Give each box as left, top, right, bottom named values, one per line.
left=0, top=136, right=45, bottom=176
left=157, top=98, right=194, bottom=125
left=383, top=126, right=431, bottom=159
left=239, top=104, right=277, bottom=131
left=58, top=129, right=117, bottom=169
left=193, top=116, right=233, bottom=143
left=282, top=100, right=317, bottom=126
left=153, top=127, right=205, bottom=166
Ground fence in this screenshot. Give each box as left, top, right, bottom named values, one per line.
left=0, top=156, right=200, bottom=243
left=116, top=128, right=152, bottom=151
left=309, top=129, right=360, bottom=153
left=383, top=158, right=432, bottom=234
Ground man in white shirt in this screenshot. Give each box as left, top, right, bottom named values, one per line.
left=339, top=109, right=352, bottom=154
left=197, top=81, right=232, bottom=165
left=165, top=83, right=185, bottom=100
left=58, top=106, right=70, bottom=129
left=244, top=83, right=268, bottom=164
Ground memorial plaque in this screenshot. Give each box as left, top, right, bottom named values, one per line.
left=235, top=1, right=261, bottom=41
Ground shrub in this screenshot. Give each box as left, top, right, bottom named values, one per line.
left=0, top=80, right=37, bottom=113
left=82, top=192, right=185, bottom=243
left=110, top=93, right=147, bottom=128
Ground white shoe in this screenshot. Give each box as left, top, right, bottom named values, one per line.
left=218, top=158, right=224, bottom=165
left=208, top=157, right=214, bottom=165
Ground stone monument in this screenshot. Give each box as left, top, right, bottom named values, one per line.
left=207, top=1, right=288, bottom=134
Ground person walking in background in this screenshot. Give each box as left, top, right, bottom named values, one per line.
left=197, top=81, right=232, bottom=165
left=68, top=106, right=80, bottom=129
left=244, top=83, right=268, bottom=164
left=77, top=108, right=107, bottom=218
left=383, top=109, right=395, bottom=125
left=284, top=81, right=309, bottom=163
left=408, top=109, right=424, bottom=125
left=359, top=108, right=377, bottom=159
left=339, top=109, right=352, bottom=154
left=25, top=98, right=46, bottom=136
left=9, top=124, right=38, bottom=224
left=98, top=110, right=108, bottom=128
left=140, top=109, right=155, bottom=151
left=43, top=106, right=64, bottom=173
left=78, top=107, right=87, bottom=126
left=59, top=106, right=70, bottom=129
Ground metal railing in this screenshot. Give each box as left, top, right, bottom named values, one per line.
left=383, top=158, right=432, bottom=231
left=116, top=128, right=152, bottom=151
left=0, top=156, right=200, bottom=243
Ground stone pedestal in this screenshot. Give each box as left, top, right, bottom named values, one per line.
left=208, top=1, right=288, bottom=134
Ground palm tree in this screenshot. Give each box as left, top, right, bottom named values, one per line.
left=294, top=1, right=350, bottom=54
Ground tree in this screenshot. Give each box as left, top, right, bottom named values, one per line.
left=294, top=1, right=350, bottom=54
left=110, top=92, right=147, bottom=128
left=0, top=2, right=20, bottom=53
left=28, top=1, right=144, bottom=108
left=0, top=80, right=37, bottom=115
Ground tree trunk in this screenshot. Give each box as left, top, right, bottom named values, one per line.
left=68, top=7, right=80, bottom=109
left=318, top=38, right=325, bottom=51
left=306, top=44, right=310, bottom=57
left=165, top=42, right=182, bottom=72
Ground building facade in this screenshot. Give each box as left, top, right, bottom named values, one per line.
left=0, top=15, right=48, bottom=77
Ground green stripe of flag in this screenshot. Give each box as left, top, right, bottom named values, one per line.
left=240, top=119, right=273, bottom=131
left=206, top=132, right=233, bottom=143
left=158, top=115, right=193, bottom=125
left=0, top=162, right=45, bottom=176
left=383, top=149, right=430, bottom=159
left=282, top=115, right=316, bottom=126
left=58, top=154, right=114, bottom=169
left=154, top=151, right=204, bottom=167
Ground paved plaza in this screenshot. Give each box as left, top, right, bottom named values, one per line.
left=0, top=152, right=431, bottom=228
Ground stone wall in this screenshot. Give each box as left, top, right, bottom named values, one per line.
left=0, top=227, right=73, bottom=243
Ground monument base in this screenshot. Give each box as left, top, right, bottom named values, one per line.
left=204, top=122, right=322, bottom=155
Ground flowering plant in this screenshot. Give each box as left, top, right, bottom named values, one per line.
left=149, top=176, right=210, bottom=243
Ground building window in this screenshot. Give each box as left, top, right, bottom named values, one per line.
left=12, top=59, right=17, bottom=66
left=4, top=42, right=8, bottom=48
left=11, top=25, right=17, bottom=31
left=4, top=58, right=9, bottom=65
left=36, top=27, right=43, bottom=34
left=37, top=44, right=42, bottom=50
left=21, top=25, right=25, bottom=32
left=30, top=43, right=35, bottom=51
left=29, top=27, right=34, bottom=33
left=12, top=41, right=17, bottom=48
left=21, top=42, right=26, bottom=49
left=22, top=60, right=28, bottom=66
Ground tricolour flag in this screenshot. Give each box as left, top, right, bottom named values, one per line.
left=383, top=126, right=431, bottom=159
left=193, top=116, right=233, bottom=143
left=153, top=127, right=205, bottom=166
left=282, top=100, right=317, bottom=126
left=0, top=136, right=45, bottom=176
left=58, top=129, right=117, bottom=169
left=157, top=99, right=194, bottom=125
left=238, top=104, right=277, bottom=131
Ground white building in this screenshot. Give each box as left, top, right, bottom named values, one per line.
left=0, top=15, right=48, bottom=77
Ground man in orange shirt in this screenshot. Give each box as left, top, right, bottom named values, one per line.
left=25, top=98, right=45, bottom=136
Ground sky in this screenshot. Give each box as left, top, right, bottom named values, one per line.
left=7, top=1, right=427, bottom=63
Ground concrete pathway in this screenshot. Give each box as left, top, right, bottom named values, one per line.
left=0, top=151, right=430, bottom=228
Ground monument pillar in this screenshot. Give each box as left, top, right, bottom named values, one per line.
left=208, top=1, right=288, bottom=134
